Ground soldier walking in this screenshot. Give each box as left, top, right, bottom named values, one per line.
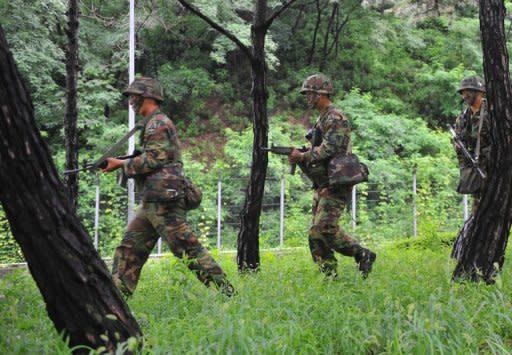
left=452, top=75, right=490, bottom=213
left=102, top=77, right=234, bottom=297
left=288, top=74, right=376, bottom=279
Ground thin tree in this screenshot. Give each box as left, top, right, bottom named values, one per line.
left=176, top=0, right=299, bottom=272
left=0, top=26, right=142, bottom=353
left=63, top=0, right=80, bottom=211
left=451, top=0, right=512, bottom=283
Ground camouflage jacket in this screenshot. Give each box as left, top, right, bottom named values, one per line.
left=303, top=104, right=351, bottom=165
left=454, top=99, right=491, bottom=171
left=123, top=109, right=183, bottom=194
left=299, top=104, right=351, bottom=188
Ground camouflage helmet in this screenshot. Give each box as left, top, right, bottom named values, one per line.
left=300, top=74, right=334, bottom=95
left=457, top=75, right=485, bottom=93
left=123, top=77, right=164, bottom=102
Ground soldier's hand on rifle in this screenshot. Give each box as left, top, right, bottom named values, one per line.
left=101, top=158, right=125, bottom=173
left=288, top=148, right=304, bottom=164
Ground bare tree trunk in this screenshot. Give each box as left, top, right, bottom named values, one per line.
left=307, top=0, right=322, bottom=66
left=176, top=0, right=299, bottom=272
left=236, top=1, right=269, bottom=272
left=0, top=26, right=142, bottom=353
left=451, top=0, right=512, bottom=283
left=319, top=3, right=336, bottom=72
left=63, top=0, right=80, bottom=211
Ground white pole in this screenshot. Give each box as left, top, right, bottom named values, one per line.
left=463, top=194, right=469, bottom=221
left=217, top=174, right=222, bottom=249
left=127, top=0, right=136, bottom=223
left=351, top=185, right=356, bottom=234
left=279, top=175, right=285, bottom=248
left=94, top=173, right=100, bottom=250
left=412, top=169, right=417, bottom=237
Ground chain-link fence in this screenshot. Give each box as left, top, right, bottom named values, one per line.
left=0, top=168, right=468, bottom=264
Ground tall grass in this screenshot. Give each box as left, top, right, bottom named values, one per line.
left=1, top=245, right=511, bottom=354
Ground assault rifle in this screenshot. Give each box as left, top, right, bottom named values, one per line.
left=447, top=124, right=486, bottom=179
left=260, top=145, right=307, bottom=174
left=63, top=124, right=142, bottom=175
left=63, top=152, right=140, bottom=175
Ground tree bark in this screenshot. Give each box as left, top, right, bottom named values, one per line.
left=0, top=26, right=142, bottom=353
left=307, top=0, right=322, bottom=66
left=63, top=0, right=80, bottom=211
left=236, top=1, right=270, bottom=272
left=176, top=0, right=298, bottom=272
left=451, top=0, right=512, bottom=283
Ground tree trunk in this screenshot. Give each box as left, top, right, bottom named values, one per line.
left=175, top=0, right=299, bottom=272
left=0, top=26, right=142, bottom=353
left=63, top=0, right=80, bottom=211
left=307, top=0, right=322, bottom=66
left=451, top=0, right=512, bottom=283
left=236, top=0, right=269, bottom=272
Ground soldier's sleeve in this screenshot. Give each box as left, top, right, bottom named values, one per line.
left=303, top=112, right=350, bottom=163
left=123, top=118, right=173, bottom=176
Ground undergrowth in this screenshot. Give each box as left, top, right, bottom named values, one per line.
left=0, top=244, right=511, bottom=354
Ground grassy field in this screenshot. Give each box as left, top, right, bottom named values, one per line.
left=1, top=243, right=511, bottom=354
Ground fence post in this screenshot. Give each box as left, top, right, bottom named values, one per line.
left=412, top=168, right=417, bottom=237
left=351, top=185, right=357, bottom=235
left=217, top=173, right=222, bottom=249
left=279, top=175, right=285, bottom=248
left=94, top=173, right=100, bottom=251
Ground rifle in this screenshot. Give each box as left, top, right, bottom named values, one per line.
left=63, top=124, right=142, bottom=175
left=260, top=144, right=306, bottom=174
left=447, top=124, right=486, bottom=179
left=63, top=152, right=141, bottom=175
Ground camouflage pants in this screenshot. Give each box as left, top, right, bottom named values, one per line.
left=309, top=186, right=362, bottom=276
left=112, top=200, right=229, bottom=296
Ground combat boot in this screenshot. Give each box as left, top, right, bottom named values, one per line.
left=355, top=248, right=376, bottom=279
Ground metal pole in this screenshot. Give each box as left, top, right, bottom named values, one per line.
left=217, top=174, right=222, bottom=249
left=94, top=173, right=100, bottom=251
left=127, top=0, right=136, bottom=223
left=279, top=175, right=285, bottom=248
left=412, top=168, right=417, bottom=237
left=463, top=194, right=469, bottom=221
left=351, top=185, right=357, bottom=234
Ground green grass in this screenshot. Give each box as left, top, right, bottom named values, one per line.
left=1, top=245, right=511, bottom=354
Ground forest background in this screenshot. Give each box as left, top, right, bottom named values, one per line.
left=0, top=0, right=504, bottom=262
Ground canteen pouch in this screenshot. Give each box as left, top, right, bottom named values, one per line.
left=328, top=153, right=369, bottom=187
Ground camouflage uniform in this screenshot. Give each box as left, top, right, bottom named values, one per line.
left=453, top=76, right=491, bottom=211
left=112, top=78, right=233, bottom=297
left=299, top=74, right=376, bottom=278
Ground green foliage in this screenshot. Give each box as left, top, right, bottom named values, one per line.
left=2, top=247, right=512, bottom=353
left=0, top=209, right=23, bottom=264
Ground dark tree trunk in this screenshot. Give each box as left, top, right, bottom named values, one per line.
left=319, top=3, right=336, bottom=72
left=307, top=0, right=322, bottom=66
left=176, top=0, right=299, bottom=272
left=63, top=0, right=80, bottom=211
left=0, top=26, right=142, bottom=353
left=236, top=1, right=269, bottom=272
left=452, top=0, right=512, bottom=283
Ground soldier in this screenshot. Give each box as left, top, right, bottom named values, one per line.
left=288, top=73, right=376, bottom=279
left=453, top=75, right=490, bottom=212
left=102, top=77, right=235, bottom=297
